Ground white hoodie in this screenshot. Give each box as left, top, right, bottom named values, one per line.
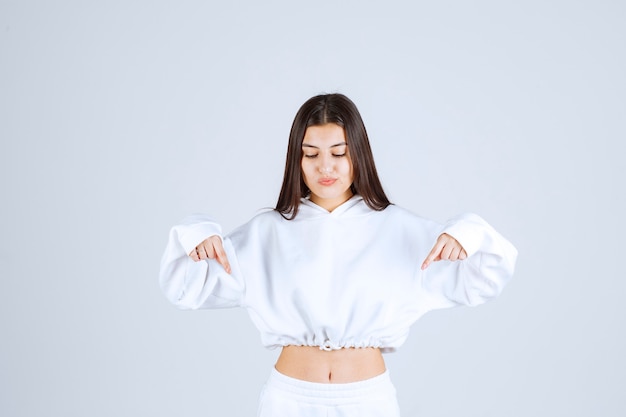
left=160, top=195, right=517, bottom=352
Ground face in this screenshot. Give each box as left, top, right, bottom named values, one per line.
left=301, top=123, right=354, bottom=212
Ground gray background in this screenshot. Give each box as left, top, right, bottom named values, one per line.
left=1, top=1, right=624, bottom=416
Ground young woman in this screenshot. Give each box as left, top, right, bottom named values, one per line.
left=160, top=93, right=518, bottom=416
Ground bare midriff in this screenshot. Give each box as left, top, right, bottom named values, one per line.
left=274, top=345, right=386, bottom=383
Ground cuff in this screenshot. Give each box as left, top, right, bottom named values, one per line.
left=441, top=212, right=487, bottom=257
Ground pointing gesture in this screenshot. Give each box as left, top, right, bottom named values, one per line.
left=421, top=233, right=467, bottom=270
left=189, top=235, right=232, bottom=274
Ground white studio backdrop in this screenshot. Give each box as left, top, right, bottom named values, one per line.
left=1, top=1, right=624, bottom=416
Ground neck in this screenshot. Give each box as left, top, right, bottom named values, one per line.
left=310, top=191, right=354, bottom=212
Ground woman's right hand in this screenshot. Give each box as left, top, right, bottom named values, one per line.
left=189, top=235, right=232, bottom=274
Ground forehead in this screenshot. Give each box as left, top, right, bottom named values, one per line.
left=302, top=124, right=346, bottom=147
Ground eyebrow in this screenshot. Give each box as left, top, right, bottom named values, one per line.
left=302, top=142, right=347, bottom=149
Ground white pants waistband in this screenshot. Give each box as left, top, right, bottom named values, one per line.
left=264, top=367, right=396, bottom=405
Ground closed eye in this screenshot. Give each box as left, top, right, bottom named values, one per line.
left=333, top=153, right=346, bottom=158
left=304, top=154, right=318, bottom=158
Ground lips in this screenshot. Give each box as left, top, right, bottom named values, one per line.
left=318, top=178, right=337, bottom=186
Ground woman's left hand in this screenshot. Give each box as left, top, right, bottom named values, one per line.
left=421, top=233, right=467, bottom=270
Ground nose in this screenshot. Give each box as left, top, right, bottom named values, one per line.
left=319, top=165, right=332, bottom=174
left=317, top=153, right=335, bottom=175
left=318, top=158, right=333, bottom=174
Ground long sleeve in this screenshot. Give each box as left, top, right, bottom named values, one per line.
left=159, top=214, right=245, bottom=310
left=419, top=213, right=518, bottom=310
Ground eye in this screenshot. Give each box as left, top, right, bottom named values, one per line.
left=332, top=153, right=346, bottom=158
left=303, top=154, right=318, bottom=159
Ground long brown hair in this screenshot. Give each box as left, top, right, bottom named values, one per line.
left=275, top=93, right=391, bottom=219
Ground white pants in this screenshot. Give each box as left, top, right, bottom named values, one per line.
left=257, top=368, right=401, bottom=417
